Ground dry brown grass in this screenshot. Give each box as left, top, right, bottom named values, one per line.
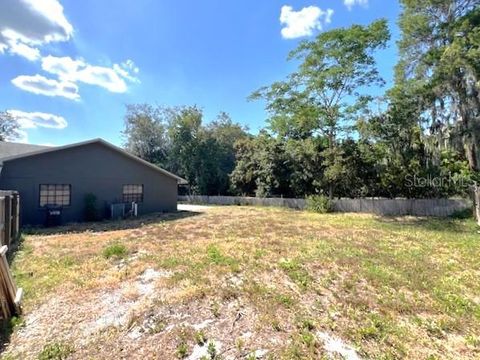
left=2, top=206, right=480, bottom=359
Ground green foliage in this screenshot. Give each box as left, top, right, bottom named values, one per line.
left=206, top=244, right=237, bottom=268
left=250, top=20, right=390, bottom=198
left=123, top=105, right=247, bottom=195
left=122, top=103, right=169, bottom=165
left=207, top=342, right=217, bottom=359
left=306, top=195, right=333, bottom=214
left=450, top=208, right=473, bottom=220
left=38, top=342, right=74, bottom=360
left=102, top=243, right=127, bottom=259
left=83, top=193, right=98, bottom=222
left=194, top=330, right=207, bottom=345
left=176, top=342, right=188, bottom=358
left=0, top=110, right=21, bottom=142
left=279, top=259, right=312, bottom=289
left=121, top=11, right=479, bottom=200
left=396, top=1, right=480, bottom=172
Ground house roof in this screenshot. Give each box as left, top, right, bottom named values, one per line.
left=0, top=138, right=188, bottom=184
left=0, top=142, right=51, bottom=160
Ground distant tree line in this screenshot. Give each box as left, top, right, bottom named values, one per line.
left=122, top=104, right=248, bottom=195
left=123, top=0, right=479, bottom=199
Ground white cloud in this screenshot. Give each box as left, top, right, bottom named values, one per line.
left=280, top=5, right=334, bottom=39
left=8, top=110, right=67, bottom=129
left=113, top=59, right=140, bottom=83
left=344, top=0, right=368, bottom=11
left=11, top=74, right=79, bottom=100
left=41, top=55, right=140, bottom=93
left=2, top=1, right=140, bottom=97
left=6, top=37, right=40, bottom=61
left=0, top=0, right=73, bottom=60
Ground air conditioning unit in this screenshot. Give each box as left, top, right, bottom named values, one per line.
left=110, top=203, right=125, bottom=220
left=110, top=202, right=138, bottom=220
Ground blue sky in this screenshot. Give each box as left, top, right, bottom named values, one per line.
left=0, top=0, right=401, bottom=146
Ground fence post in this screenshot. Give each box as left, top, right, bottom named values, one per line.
left=3, top=196, right=11, bottom=247
left=474, top=184, right=480, bottom=227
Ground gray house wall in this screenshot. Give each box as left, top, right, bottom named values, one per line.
left=0, top=142, right=178, bottom=225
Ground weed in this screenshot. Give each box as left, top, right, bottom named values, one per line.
left=298, top=317, right=315, bottom=331
left=206, top=245, right=237, bottom=268
left=207, top=341, right=217, bottom=359
left=358, top=313, right=390, bottom=341
left=195, top=330, right=207, bottom=345
left=210, top=301, right=220, bottom=318
left=235, top=337, right=244, bottom=351
left=276, top=294, right=294, bottom=308
left=278, top=259, right=312, bottom=289
left=300, top=330, right=316, bottom=348
left=466, top=335, right=480, bottom=348
left=38, top=342, right=74, bottom=360
left=102, top=243, right=127, bottom=259
left=306, top=195, right=333, bottom=213
left=176, top=342, right=188, bottom=358
left=149, top=319, right=167, bottom=334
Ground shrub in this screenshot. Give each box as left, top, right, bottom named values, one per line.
left=102, top=243, right=127, bottom=259
left=306, top=195, right=333, bottom=214
left=450, top=207, right=473, bottom=219
left=84, top=193, right=98, bottom=222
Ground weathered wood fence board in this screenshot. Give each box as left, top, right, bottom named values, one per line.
left=178, top=195, right=471, bottom=217
left=0, top=190, right=22, bottom=319
left=474, top=185, right=480, bottom=226
left=0, top=245, right=22, bottom=319
left=0, top=191, right=20, bottom=247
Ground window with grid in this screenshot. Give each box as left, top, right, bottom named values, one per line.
left=39, top=184, right=71, bottom=207
left=122, top=184, right=143, bottom=203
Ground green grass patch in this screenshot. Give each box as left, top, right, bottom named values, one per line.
left=279, top=258, right=312, bottom=289
left=102, top=243, right=127, bottom=259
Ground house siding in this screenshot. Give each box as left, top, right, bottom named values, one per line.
left=0, top=142, right=178, bottom=225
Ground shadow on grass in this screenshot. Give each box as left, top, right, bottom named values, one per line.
left=21, top=210, right=202, bottom=236
left=0, top=316, right=22, bottom=355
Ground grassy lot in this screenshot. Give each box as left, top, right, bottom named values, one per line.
left=2, top=206, right=480, bottom=359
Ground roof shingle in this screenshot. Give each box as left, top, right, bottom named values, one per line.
left=0, top=142, right=51, bottom=161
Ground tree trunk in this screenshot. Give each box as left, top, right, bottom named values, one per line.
left=328, top=131, right=335, bottom=200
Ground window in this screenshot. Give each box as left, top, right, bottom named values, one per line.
left=123, top=184, right=143, bottom=203
left=39, top=184, right=71, bottom=207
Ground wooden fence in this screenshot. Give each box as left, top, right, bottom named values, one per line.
left=0, top=191, right=22, bottom=319
left=178, top=195, right=472, bottom=217
left=0, top=191, right=20, bottom=248
left=0, top=245, right=22, bottom=319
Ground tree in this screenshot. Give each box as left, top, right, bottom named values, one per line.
left=251, top=20, right=390, bottom=198
left=230, top=131, right=292, bottom=197
left=166, top=105, right=203, bottom=189
left=202, top=112, right=248, bottom=194
left=122, top=104, right=246, bottom=195
left=122, top=104, right=169, bottom=166
left=0, top=111, right=20, bottom=141
left=396, top=0, right=480, bottom=172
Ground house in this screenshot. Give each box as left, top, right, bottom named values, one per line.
left=0, top=139, right=187, bottom=226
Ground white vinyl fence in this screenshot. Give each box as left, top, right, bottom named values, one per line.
left=178, top=195, right=472, bottom=217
